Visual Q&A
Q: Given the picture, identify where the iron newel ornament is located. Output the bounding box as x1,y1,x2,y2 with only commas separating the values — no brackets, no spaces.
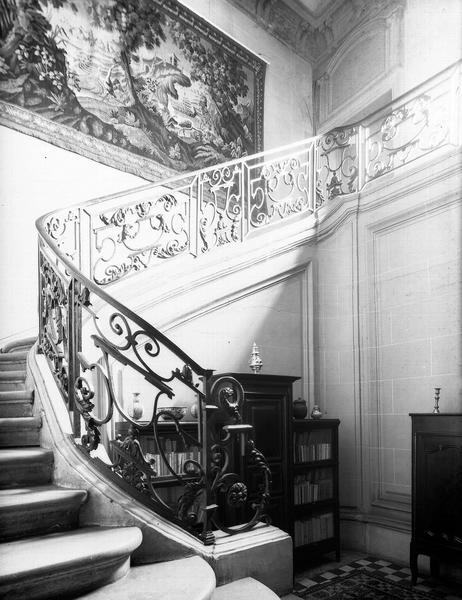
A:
205,376,272,535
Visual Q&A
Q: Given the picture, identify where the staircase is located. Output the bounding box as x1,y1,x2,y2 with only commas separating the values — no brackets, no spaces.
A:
0,339,280,599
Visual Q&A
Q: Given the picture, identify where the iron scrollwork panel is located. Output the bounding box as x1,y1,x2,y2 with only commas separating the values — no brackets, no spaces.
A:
366,91,450,181
92,190,191,285
39,251,72,404
70,285,215,539
248,146,312,229
44,209,80,266
316,126,359,207
197,164,244,254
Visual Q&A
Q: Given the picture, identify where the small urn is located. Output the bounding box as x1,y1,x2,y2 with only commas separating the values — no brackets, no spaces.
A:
293,397,308,419
128,392,143,421
249,342,263,373
310,404,323,420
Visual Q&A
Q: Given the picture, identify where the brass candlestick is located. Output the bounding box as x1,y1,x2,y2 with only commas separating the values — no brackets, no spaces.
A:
432,387,441,414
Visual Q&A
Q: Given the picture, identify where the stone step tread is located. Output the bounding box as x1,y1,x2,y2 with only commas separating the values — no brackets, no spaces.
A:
78,556,216,600
0,392,34,418
0,485,87,509
0,382,27,392
0,391,34,401
0,350,29,364
0,371,26,381
212,577,280,600
0,403,33,418
0,337,36,354
0,486,88,541
0,448,53,462
0,526,142,580
0,448,53,488
0,416,41,430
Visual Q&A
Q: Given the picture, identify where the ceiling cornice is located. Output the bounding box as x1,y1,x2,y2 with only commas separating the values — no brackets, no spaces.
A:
226,0,406,66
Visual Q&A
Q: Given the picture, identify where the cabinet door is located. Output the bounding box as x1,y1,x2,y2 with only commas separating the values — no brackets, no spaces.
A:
415,432,462,547
243,393,288,530
244,395,287,462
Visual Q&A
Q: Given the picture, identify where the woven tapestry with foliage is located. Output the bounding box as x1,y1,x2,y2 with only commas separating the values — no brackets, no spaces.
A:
0,0,265,179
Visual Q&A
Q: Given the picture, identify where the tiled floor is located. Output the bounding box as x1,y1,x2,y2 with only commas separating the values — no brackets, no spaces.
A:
280,553,462,600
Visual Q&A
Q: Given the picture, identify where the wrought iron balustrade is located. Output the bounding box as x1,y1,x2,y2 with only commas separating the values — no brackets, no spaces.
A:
36,59,461,544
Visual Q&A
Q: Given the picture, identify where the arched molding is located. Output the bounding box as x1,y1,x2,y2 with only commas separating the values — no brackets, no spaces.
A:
315,3,404,130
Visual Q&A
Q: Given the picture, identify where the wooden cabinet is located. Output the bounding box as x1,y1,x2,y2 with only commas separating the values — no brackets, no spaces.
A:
410,414,462,584
209,372,298,534
291,419,340,563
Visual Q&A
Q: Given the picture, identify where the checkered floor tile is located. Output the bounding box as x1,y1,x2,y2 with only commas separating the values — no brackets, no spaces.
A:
293,556,462,599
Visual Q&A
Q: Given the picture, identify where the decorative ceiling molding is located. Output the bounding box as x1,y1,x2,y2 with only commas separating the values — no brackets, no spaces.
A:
226,0,406,66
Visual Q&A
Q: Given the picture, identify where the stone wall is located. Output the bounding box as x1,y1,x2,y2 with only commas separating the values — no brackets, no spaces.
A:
315,146,462,561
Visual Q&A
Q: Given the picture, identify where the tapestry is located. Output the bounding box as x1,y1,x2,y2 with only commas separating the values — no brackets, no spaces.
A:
298,570,448,600
0,0,265,179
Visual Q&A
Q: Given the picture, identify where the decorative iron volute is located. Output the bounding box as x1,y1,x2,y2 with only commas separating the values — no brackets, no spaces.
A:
210,376,244,424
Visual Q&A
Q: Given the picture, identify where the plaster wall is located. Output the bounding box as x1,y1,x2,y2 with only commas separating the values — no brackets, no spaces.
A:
0,126,144,343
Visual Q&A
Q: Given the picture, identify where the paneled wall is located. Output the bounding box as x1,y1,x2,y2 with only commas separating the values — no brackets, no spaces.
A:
316,150,462,560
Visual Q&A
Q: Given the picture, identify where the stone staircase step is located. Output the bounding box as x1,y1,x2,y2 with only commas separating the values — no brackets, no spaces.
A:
0,416,42,447
77,555,216,600
0,351,28,372
0,337,36,354
0,485,88,541
0,390,34,418
212,577,280,599
0,371,26,391
0,448,53,488
0,526,142,600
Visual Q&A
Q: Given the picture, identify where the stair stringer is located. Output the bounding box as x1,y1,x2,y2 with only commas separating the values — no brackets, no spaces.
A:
28,345,294,595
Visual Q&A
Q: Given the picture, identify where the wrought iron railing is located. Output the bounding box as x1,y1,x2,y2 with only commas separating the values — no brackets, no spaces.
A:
36,61,460,544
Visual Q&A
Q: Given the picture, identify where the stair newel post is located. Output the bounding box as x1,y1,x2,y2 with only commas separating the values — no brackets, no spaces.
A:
67,278,82,438
200,369,218,545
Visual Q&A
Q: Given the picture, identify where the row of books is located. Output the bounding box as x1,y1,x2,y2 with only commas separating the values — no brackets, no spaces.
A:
146,450,201,477
293,471,333,504
294,512,334,547
294,441,332,463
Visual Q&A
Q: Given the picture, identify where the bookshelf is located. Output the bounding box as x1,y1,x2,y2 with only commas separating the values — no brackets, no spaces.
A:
114,421,201,511
291,418,340,563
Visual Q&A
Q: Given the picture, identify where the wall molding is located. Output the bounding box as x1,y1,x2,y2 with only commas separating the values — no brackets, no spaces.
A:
314,1,404,129
364,194,461,512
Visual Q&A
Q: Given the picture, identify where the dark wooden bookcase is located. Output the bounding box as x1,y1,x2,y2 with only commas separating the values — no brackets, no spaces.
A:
410,413,462,584
291,418,341,563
